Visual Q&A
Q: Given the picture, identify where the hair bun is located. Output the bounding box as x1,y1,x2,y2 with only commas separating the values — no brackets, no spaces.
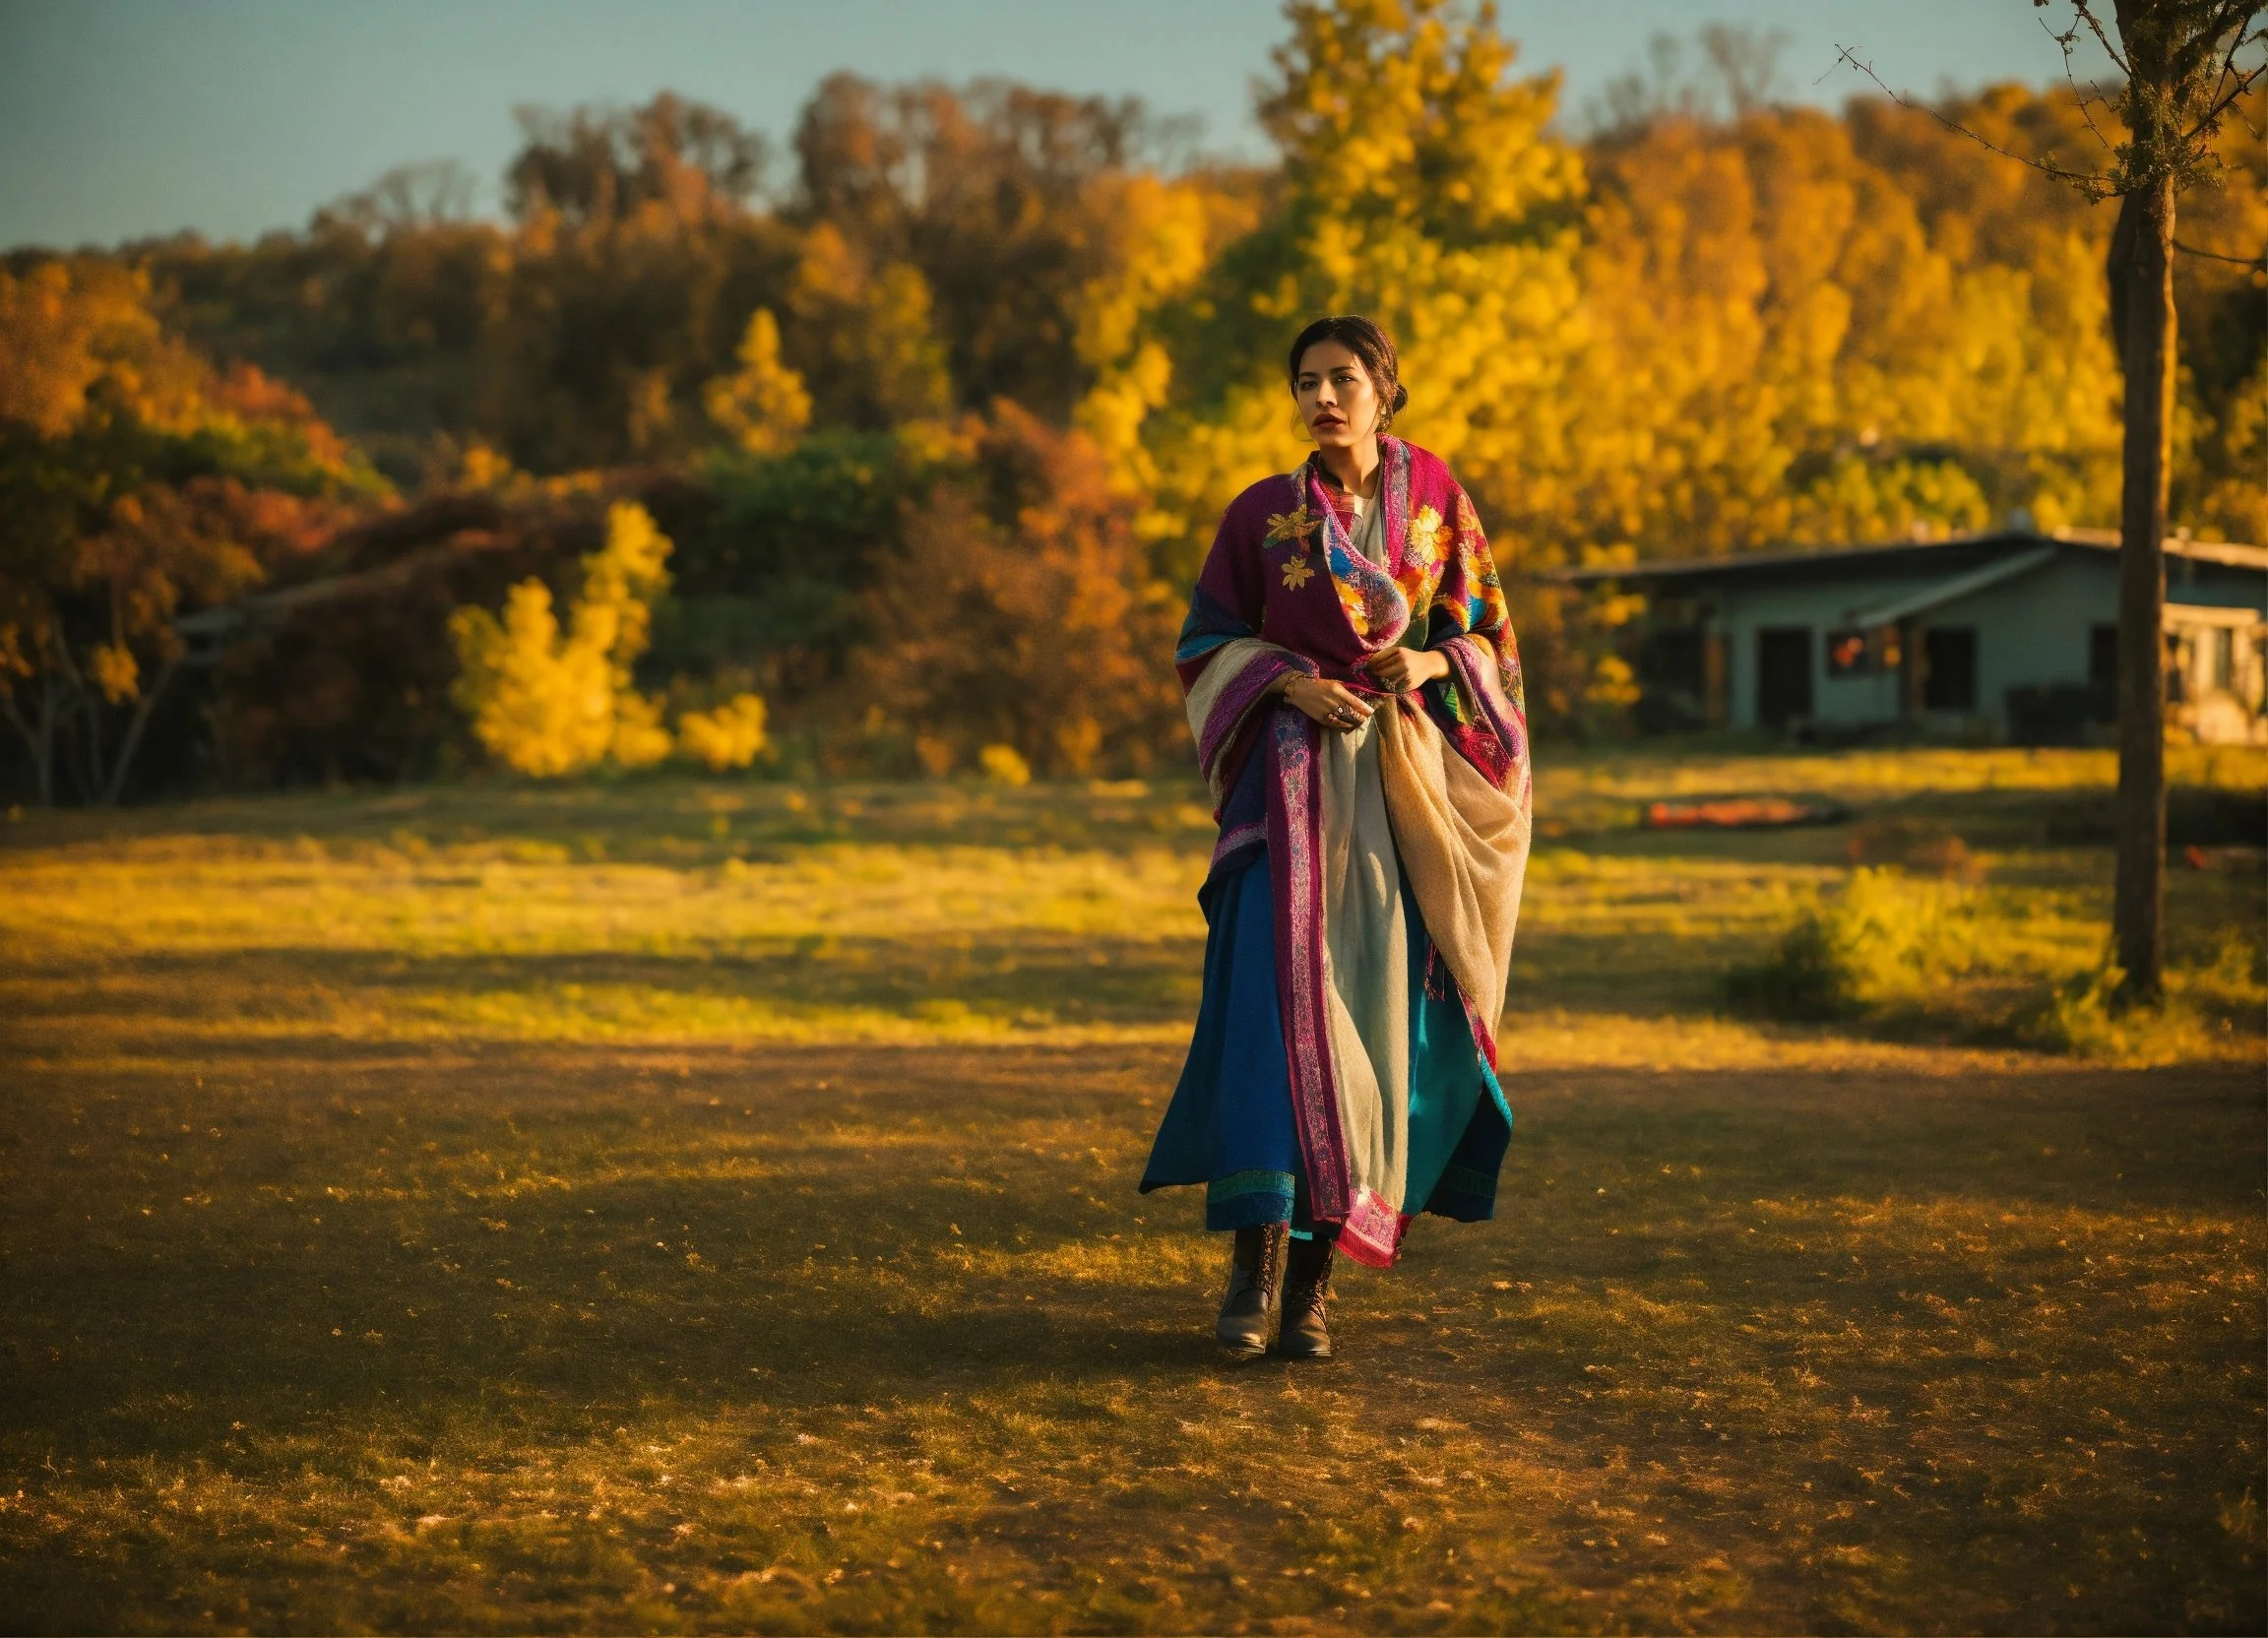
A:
1390,385,1410,414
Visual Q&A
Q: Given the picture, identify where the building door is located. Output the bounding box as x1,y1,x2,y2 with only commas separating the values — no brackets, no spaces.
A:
2089,624,2118,690
1923,627,1978,711
1756,627,1812,727
2088,624,2118,723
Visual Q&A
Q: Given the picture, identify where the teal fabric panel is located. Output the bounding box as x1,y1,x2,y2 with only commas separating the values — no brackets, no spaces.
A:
1205,1168,1296,1230
1141,855,1302,1205
1399,876,1511,1220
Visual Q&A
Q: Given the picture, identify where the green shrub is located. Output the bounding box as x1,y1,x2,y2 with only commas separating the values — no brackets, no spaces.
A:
1727,868,1983,1021
1732,865,2266,1061
2018,936,2264,1064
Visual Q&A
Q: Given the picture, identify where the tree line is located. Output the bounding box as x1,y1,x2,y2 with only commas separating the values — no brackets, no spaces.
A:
2,0,2260,801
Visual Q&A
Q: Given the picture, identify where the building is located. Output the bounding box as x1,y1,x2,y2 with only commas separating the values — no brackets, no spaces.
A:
1562,528,2268,745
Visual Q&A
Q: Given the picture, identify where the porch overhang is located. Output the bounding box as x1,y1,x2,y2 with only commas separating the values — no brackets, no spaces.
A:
1841,544,2058,628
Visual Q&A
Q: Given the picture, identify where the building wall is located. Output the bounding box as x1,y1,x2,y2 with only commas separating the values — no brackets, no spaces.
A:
1716,574,1905,730
1704,547,2265,735
1911,553,2113,733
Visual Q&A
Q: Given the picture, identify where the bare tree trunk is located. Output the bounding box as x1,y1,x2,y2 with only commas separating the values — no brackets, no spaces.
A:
44,635,97,804
0,684,54,808
35,672,60,808
2112,170,2176,1002
101,656,179,806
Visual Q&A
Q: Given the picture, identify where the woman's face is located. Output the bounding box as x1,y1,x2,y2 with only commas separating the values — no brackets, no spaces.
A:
1292,339,1382,449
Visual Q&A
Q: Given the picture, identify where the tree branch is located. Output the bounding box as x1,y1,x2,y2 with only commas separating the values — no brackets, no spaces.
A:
2042,7,2122,154
2185,51,2268,144
1830,44,2118,195
2186,2,2261,88
2062,1,2132,78
2174,237,2268,269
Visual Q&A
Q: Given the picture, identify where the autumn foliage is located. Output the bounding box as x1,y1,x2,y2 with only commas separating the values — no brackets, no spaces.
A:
1,0,2261,798
857,403,1182,779
449,501,675,778
0,258,381,801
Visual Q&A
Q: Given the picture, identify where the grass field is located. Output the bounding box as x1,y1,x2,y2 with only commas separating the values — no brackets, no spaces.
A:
3,745,2264,1632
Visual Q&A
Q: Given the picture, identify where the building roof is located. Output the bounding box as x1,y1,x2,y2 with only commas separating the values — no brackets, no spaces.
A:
1552,528,2268,588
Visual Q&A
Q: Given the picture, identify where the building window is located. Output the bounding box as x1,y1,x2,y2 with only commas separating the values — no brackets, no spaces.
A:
1826,626,1901,675
2211,626,2236,692
1922,627,1977,712
1757,627,1813,726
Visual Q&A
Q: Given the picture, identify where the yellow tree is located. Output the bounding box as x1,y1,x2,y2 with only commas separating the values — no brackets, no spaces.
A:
1557,96,2125,564
1132,0,1590,581
785,225,954,428
703,308,812,455
1070,170,1260,507
449,500,676,776
676,692,769,771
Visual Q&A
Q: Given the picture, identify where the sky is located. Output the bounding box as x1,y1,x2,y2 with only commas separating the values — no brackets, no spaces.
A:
0,0,2102,253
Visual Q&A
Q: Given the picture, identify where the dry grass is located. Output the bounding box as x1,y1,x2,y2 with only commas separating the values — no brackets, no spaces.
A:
2,747,2263,1633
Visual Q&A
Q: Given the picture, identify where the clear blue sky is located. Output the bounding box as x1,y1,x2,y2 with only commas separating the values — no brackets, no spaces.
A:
0,0,2095,252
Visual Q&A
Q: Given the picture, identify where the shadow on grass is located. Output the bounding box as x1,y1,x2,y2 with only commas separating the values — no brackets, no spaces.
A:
4,1040,2262,1632
0,778,1222,865
3,937,1207,1038
6,923,1859,1037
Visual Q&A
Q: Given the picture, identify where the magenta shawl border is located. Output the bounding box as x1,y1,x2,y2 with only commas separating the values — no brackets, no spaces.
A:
1209,820,1266,871
1338,1188,1411,1268
1439,636,1525,792
1263,705,1351,1223
1196,648,1307,793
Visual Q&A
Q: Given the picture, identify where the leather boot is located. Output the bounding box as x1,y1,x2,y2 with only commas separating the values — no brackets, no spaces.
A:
1277,1234,1334,1360
1215,1223,1286,1359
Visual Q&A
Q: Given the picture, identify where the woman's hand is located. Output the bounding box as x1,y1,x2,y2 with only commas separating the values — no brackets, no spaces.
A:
1361,647,1452,693
1282,673,1375,733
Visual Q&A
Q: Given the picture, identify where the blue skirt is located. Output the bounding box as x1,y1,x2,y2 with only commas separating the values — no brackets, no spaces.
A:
1139,850,1513,1233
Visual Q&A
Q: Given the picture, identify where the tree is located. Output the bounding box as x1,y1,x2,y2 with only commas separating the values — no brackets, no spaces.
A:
788,73,1184,418
856,403,1180,776
703,309,813,455
2000,2,2265,1001
2089,3,2264,1000
1124,0,1589,582
506,93,768,225
0,259,376,804
1586,23,1794,137
316,160,481,235
448,500,677,777
676,692,769,770
1846,0,2264,999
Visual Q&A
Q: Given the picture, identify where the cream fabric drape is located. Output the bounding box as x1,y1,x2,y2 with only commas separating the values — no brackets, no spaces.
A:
1374,701,1529,1049
1315,711,1411,1213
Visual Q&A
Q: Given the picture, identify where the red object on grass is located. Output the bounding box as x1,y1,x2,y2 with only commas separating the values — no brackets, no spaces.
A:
1641,797,1848,830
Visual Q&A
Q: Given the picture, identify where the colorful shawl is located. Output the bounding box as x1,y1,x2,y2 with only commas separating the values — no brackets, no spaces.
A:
1175,436,1533,1267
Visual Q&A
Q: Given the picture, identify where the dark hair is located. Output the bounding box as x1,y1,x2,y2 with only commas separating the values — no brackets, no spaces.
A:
1287,315,1408,428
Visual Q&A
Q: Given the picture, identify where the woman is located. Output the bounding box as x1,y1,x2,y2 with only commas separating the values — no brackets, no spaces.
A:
1140,315,1533,1361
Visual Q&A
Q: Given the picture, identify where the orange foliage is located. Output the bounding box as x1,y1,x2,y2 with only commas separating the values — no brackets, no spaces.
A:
856,403,1180,777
